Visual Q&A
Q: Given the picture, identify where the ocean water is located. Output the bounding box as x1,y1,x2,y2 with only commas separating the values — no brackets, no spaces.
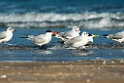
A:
0,0,124,29
0,0,124,62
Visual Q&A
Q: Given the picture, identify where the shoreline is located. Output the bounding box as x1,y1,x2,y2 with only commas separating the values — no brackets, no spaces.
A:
0,60,124,83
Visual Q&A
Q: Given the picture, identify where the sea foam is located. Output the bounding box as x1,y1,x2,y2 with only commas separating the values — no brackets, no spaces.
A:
0,12,123,29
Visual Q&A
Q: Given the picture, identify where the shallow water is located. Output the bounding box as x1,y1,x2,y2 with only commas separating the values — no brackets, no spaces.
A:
0,0,124,62
0,28,124,62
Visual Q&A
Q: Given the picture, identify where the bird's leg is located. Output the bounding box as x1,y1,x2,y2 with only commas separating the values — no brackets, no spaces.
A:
119,42,122,44
80,49,83,52
117,42,122,47
83,48,86,51
4,42,7,45
116,42,121,45
76,48,79,53
60,41,65,44
80,46,86,52
80,48,86,52
40,45,47,50
39,45,44,50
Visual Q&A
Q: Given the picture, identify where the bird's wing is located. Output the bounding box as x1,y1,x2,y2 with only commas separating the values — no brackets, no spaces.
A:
63,30,73,37
84,41,92,46
0,32,7,39
65,36,82,45
33,35,46,44
108,32,124,39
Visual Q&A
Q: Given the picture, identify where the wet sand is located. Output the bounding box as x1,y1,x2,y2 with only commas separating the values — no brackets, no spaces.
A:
0,60,124,83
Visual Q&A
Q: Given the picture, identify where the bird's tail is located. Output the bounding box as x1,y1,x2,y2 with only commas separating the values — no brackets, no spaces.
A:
103,34,108,36
102,34,109,38
19,34,34,40
19,34,29,38
54,34,68,41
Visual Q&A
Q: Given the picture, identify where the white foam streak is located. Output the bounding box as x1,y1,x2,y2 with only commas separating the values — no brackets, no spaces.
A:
0,12,123,22
0,12,124,29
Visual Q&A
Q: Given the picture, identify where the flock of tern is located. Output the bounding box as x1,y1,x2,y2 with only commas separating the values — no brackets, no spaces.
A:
0,26,124,52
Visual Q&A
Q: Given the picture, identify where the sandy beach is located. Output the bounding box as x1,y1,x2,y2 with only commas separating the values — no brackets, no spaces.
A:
0,60,124,83
0,0,124,83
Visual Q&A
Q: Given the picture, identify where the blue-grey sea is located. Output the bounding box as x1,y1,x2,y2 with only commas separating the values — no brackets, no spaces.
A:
0,0,124,62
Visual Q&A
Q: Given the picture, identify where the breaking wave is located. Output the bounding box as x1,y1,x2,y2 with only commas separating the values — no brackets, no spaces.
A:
0,11,124,29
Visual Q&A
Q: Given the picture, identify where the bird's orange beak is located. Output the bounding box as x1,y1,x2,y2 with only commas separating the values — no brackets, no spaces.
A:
52,31,58,34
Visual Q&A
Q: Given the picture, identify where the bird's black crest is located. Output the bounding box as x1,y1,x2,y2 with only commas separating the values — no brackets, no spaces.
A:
46,30,52,32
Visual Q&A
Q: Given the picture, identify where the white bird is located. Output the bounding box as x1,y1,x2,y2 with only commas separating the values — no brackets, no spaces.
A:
64,31,92,52
103,31,124,43
54,26,81,41
0,27,16,44
85,34,99,47
20,30,58,49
